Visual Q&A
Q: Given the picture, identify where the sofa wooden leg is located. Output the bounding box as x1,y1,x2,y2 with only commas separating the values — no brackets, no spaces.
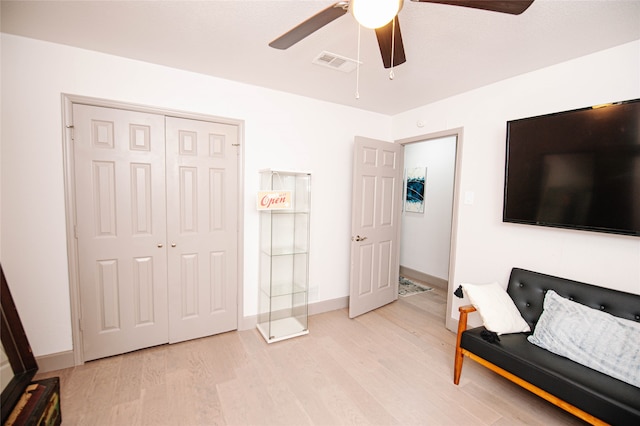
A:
453,305,475,385
454,346,464,385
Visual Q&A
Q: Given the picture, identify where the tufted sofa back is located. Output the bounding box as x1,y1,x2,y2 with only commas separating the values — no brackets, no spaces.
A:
507,268,640,330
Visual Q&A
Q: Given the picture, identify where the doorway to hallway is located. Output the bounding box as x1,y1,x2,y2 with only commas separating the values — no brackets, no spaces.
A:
399,129,462,331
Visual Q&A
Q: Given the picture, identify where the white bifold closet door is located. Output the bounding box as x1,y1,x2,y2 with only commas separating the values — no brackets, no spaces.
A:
165,116,238,344
73,104,238,362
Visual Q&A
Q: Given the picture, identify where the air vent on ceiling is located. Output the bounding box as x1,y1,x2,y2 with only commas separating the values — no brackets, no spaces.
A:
312,51,361,73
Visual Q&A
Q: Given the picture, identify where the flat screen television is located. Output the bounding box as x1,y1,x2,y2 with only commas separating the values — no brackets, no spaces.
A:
503,98,640,237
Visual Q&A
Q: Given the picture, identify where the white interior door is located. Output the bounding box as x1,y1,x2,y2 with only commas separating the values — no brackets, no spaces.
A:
349,136,404,318
165,117,239,343
73,104,169,361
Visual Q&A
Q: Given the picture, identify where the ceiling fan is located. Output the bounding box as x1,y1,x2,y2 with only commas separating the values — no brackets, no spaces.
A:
269,0,534,69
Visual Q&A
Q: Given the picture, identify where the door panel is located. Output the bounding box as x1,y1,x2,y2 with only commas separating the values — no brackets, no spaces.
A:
165,117,238,343
349,136,403,318
73,104,169,361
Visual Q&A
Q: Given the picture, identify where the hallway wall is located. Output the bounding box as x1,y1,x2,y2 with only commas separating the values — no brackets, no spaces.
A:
400,136,456,282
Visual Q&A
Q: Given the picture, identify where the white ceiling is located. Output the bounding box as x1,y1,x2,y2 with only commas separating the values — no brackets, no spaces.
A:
2,0,639,115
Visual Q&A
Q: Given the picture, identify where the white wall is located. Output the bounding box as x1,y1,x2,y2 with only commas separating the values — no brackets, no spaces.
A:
0,34,392,357
2,33,639,357
393,40,640,327
400,136,456,280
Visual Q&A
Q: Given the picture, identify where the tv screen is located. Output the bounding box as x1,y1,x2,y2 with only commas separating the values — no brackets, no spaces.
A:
503,99,640,237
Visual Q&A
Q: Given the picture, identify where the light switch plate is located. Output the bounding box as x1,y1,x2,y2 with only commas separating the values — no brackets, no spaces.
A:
464,191,475,205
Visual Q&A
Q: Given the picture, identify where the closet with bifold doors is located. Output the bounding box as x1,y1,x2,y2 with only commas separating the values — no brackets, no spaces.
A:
70,102,240,361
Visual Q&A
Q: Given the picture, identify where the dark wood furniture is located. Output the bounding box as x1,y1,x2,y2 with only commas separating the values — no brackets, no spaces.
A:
1,264,61,425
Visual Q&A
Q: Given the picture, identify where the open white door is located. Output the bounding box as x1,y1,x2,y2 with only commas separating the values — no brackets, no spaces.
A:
349,136,404,318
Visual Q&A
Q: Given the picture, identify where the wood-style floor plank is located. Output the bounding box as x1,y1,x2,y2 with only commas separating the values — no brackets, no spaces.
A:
35,287,584,425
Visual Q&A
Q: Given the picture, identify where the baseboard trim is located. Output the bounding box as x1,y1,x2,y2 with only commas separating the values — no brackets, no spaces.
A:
308,296,348,316
400,266,448,290
238,314,257,331
36,350,75,373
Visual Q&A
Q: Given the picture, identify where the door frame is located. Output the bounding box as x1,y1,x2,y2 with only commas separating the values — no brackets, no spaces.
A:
61,94,245,365
397,127,463,332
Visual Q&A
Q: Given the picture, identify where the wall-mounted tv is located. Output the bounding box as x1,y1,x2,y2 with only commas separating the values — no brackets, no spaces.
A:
503,99,640,237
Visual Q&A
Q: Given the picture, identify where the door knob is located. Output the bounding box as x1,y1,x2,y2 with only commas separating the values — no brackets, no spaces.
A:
352,235,368,242
171,243,177,247
157,243,163,248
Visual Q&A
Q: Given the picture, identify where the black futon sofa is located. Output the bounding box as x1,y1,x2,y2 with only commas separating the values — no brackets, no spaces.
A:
454,267,640,425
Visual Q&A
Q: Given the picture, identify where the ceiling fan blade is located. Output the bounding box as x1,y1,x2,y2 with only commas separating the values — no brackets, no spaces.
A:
269,2,349,49
375,16,407,69
411,0,534,15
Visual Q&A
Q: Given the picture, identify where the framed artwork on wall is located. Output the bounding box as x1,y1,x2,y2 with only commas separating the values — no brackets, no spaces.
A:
405,167,426,213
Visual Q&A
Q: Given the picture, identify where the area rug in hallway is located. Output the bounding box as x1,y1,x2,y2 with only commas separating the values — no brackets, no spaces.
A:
399,276,433,297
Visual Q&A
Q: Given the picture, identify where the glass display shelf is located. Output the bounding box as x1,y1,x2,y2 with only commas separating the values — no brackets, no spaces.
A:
257,170,311,343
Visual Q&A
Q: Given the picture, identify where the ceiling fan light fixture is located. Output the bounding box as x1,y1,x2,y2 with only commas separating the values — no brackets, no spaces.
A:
350,0,403,29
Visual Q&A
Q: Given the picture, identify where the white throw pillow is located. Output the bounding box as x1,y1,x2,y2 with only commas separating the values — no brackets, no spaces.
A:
461,281,531,335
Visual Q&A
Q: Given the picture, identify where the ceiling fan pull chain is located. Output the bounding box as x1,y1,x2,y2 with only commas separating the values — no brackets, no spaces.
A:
389,17,395,80
355,23,361,99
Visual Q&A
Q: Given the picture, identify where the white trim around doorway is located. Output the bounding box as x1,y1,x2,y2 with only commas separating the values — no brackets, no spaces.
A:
397,127,464,333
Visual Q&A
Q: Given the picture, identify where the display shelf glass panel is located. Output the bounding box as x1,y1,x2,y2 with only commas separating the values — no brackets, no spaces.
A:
257,170,311,343
260,212,309,255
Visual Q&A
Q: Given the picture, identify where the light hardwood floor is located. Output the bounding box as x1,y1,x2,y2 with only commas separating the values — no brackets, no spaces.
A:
35,288,584,425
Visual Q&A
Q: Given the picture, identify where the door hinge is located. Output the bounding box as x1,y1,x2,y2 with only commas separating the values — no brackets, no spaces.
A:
78,317,83,332
66,124,75,141
74,225,78,239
